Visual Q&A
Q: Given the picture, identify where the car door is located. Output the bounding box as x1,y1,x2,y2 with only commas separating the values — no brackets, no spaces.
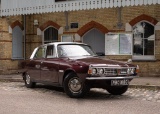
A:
27,46,46,81
40,45,59,83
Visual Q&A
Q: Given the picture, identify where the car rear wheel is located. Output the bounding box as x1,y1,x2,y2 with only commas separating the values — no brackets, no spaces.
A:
24,73,36,88
63,72,90,98
106,85,128,95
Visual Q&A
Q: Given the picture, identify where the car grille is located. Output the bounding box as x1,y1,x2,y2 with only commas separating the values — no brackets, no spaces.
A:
104,68,128,76
120,69,128,74
104,68,117,76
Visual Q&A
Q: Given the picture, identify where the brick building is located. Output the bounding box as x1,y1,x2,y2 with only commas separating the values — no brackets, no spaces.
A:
0,0,160,77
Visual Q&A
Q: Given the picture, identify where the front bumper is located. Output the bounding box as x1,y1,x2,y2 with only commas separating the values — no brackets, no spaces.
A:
86,76,139,80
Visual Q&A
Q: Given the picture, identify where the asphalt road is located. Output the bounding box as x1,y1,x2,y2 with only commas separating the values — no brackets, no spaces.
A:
0,82,160,114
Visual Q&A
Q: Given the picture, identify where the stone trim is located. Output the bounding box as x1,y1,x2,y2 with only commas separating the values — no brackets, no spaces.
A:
108,30,125,32
77,21,109,37
0,58,12,60
26,42,42,44
0,31,8,33
63,32,77,34
39,20,61,31
10,20,24,30
0,40,12,42
129,14,158,26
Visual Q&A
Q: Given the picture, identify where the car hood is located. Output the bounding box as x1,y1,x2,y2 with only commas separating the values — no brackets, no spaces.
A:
69,56,134,67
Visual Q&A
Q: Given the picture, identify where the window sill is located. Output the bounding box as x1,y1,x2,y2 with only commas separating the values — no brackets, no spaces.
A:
12,58,24,60
132,56,156,62
132,59,156,62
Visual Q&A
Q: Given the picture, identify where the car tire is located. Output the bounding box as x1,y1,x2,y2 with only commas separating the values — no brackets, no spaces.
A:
24,73,36,88
106,85,128,95
63,72,90,98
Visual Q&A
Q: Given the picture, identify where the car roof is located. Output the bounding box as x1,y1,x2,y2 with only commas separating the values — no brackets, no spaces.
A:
40,42,88,47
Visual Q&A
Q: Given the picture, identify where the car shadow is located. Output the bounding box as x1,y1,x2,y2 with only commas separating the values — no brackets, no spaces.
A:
34,84,64,93
83,89,132,100
20,83,132,100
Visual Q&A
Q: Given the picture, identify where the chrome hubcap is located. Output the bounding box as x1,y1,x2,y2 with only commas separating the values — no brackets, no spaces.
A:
26,74,31,84
68,77,82,93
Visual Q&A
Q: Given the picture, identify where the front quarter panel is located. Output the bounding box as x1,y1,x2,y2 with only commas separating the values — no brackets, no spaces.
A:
58,58,89,85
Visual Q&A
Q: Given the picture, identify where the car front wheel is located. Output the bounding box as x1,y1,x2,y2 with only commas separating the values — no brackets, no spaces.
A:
106,85,128,95
63,72,89,98
24,73,36,88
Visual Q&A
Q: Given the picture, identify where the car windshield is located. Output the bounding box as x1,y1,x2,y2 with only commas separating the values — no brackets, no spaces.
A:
57,44,97,57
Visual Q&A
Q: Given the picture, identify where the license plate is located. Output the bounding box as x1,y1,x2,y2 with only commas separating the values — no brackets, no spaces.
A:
111,79,129,86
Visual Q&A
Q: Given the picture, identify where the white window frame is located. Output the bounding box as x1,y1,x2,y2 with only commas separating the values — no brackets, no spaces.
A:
105,33,133,55
132,21,155,61
61,35,73,42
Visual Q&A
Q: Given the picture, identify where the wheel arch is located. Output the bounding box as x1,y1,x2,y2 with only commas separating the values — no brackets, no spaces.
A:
22,72,27,80
62,69,76,83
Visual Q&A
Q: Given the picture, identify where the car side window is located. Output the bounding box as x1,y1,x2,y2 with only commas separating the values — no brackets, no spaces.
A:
34,46,46,59
46,45,56,58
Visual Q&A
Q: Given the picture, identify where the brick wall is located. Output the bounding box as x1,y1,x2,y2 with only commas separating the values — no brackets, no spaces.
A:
0,16,22,74
0,4,160,76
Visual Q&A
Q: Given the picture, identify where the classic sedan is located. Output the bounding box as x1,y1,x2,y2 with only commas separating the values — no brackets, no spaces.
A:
21,42,139,98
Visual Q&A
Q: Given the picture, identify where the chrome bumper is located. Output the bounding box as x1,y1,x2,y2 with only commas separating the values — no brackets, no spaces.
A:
86,76,139,80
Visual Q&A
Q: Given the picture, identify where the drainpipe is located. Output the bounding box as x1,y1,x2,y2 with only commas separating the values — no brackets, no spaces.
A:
23,15,26,60
0,0,1,17
65,0,69,31
64,11,69,31
117,7,123,29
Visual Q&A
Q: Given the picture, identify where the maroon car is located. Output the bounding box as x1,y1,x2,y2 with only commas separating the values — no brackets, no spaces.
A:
21,42,139,98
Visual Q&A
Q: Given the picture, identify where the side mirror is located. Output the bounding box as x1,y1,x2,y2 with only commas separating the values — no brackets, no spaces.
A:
96,52,105,56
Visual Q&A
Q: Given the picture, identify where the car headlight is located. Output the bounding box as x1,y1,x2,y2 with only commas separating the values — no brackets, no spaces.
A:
131,68,135,74
98,68,104,75
92,68,97,74
127,68,135,74
88,68,105,75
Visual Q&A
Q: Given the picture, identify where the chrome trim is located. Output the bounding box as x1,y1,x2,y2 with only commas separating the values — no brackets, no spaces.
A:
90,67,136,69
89,67,136,76
86,76,139,80
59,70,64,73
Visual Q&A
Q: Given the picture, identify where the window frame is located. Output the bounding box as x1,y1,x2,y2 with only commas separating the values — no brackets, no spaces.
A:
12,26,24,60
132,21,156,61
61,35,73,42
46,45,57,58
33,46,47,59
42,26,58,44
105,33,133,55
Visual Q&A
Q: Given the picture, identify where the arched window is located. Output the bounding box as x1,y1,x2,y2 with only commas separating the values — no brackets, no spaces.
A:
43,27,58,44
132,21,155,60
12,26,23,59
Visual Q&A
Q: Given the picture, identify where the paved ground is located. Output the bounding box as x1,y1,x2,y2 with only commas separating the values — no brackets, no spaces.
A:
0,82,160,114
130,76,160,86
0,74,160,114
0,82,160,103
